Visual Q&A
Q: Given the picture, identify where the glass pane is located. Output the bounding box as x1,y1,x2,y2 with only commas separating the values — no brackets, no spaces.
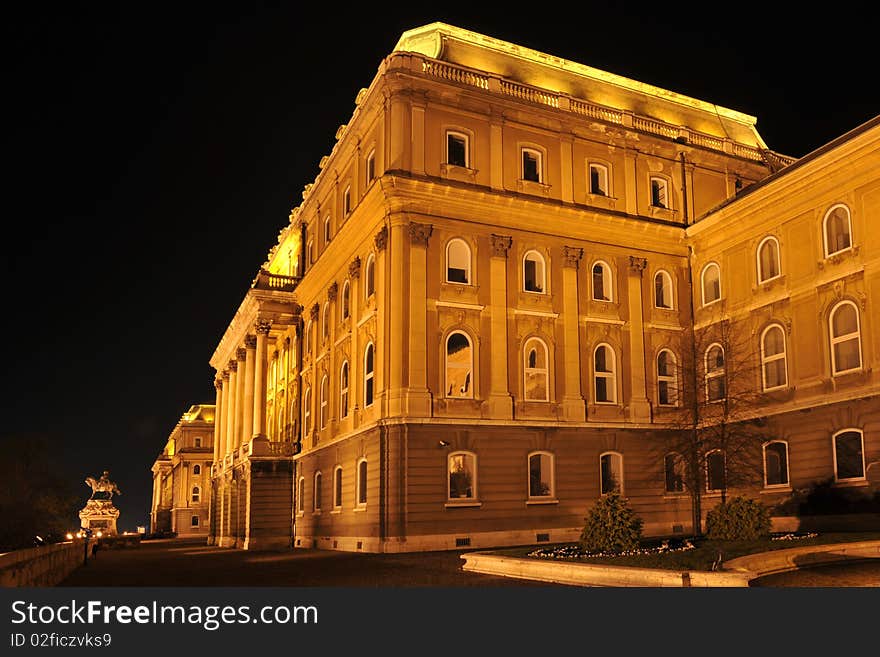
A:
525,371,547,401
834,338,861,372
595,376,608,402
665,454,684,492
835,432,864,479
828,209,851,253
658,351,669,376
449,454,474,499
764,359,786,389
707,453,725,491
523,151,539,181
659,380,670,405
708,376,725,401
601,454,621,494
593,264,606,300
529,454,551,496
335,470,343,506
765,443,788,486
595,346,608,372
448,134,467,167
358,461,368,504
832,305,857,336
763,327,784,357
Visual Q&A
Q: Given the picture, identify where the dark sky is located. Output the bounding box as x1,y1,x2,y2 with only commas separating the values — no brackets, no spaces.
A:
4,5,877,531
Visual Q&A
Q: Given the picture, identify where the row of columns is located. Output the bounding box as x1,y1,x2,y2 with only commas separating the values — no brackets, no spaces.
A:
212,321,272,467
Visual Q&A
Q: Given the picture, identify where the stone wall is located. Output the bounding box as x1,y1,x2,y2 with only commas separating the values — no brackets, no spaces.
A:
0,541,92,587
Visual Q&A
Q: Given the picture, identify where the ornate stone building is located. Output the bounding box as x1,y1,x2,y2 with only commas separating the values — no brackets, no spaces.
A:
150,404,215,537
207,23,879,552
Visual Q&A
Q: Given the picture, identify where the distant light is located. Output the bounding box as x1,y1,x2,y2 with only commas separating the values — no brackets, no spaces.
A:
76,531,83,539
66,533,74,540
96,531,103,538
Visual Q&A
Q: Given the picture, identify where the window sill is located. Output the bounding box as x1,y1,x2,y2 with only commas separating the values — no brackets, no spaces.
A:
441,163,477,184
445,501,482,509
331,508,342,515
516,179,551,196
353,506,367,513
833,479,868,488
526,498,559,505
312,510,322,516
760,485,791,494
662,492,687,499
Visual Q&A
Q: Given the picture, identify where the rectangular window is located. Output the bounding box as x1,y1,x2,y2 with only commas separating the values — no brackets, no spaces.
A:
447,132,468,167
366,151,376,182
343,186,351,216
522,149,541,182
589,163,608,196
650,177,668,208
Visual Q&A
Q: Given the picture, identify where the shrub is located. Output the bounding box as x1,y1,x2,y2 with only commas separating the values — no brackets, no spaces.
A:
580,492,643,553
706,496,770,540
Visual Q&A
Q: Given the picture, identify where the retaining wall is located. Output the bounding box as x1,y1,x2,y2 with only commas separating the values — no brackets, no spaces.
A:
0,541,92,587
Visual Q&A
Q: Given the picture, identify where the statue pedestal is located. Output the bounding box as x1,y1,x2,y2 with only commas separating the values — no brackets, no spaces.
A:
79,499,120,535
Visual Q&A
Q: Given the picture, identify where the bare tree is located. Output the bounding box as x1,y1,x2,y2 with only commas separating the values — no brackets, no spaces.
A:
654,305,770,535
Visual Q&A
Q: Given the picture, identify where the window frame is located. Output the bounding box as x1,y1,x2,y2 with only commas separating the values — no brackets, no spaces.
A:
192,464,201,476
654,270,674,309
341,280,351,320
593,343,617,404
705,343,726,403
366,149,376,184
705,450,726,493
356,458,368,508
599,451,624,495
523,337,550,402
191,486,200,503
303,386,311,434
527,451,555,499
313,471,323,512
591,260,613,302
297,476,305,514
319,374,329,430
822,203,853,258
522,250,547,294
700,262,722,306
664,452,685,494
365,254,376,299
829,300,863,376
339,360,350,419
446,130,469,168
363,342,375,408
191,515,200,527
760,324,788,391
333,465,343,510
447,451,477,501
343,185,352,217
324,215,332,245
521,147,543,183
657,348,678,407
588,162,609,196
762,440,790,489
832,428,866,482
649,176,670,209
445,238,472,285
756,235,782,284
445,330,474,400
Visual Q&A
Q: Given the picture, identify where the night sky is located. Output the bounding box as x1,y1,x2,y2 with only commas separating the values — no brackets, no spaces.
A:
5,5,877,531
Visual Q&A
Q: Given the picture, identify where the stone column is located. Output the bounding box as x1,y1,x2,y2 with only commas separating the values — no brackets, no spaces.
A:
386,87,410,172
624,150,638,215
242,335,256,449
220,370,231,460
226,360,238,457
627,256,652,422
252,320,271,444
561,246,586,421
212,378,223,467
487,234,514,418
407,222,433,416
387,220,406,416
411,97,426,175
349,257,361,421
234,347,247,450
375,226,388,409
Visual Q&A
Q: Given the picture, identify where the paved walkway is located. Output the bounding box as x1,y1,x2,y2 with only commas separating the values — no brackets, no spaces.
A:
59,539,565,587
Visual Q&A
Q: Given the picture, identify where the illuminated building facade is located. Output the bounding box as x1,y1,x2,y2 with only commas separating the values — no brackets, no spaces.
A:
207,23,879,551
150,404,215,537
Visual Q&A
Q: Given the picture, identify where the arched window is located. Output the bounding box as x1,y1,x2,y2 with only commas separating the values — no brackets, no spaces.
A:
664,453,685,493
706,450,725,492
322,303,330,342
592,261,612,301
339,361,350,419
761,325,788,390
705,343,726,402
701,263,721,306
319,375,329,429
341,281,350,320
593,344,617,403
191,515,200,527
523,338,549,402
192,464,201,476
191,486,200,503
650,176,669,208
600,451,623,495
324,215,332,244
343,185,352,216
448,451,476,500
833,429,865,481
763,441,789,487
366,149,376,183
654,270,673,309
364,343,375,407
303,387,311,434
333,466,343,509
823,204,852,257
297,476,305,513
313,471,323,512
657,349,678,406
356,458,368,507
521,147,542,183
446,239,471,284
830,300,862,375
757,236,781,283
523,250,546,293
445,331,473,399
365,254,376,298
304,320,312,356
528,451,554,498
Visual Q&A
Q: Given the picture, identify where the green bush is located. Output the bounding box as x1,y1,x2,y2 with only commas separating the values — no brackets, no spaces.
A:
580,492,643,553
706,496,770,540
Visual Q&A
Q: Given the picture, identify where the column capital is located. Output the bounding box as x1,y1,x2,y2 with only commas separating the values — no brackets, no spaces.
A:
408,222,433,247
236,348,247,361
228,360,238,372
222,370,230,381
563,246,584,268
328,281,339,302
629,256,648,275
374,225,388,250
490,234,513,258
310,303,320,321
349,256,362,279
244,334,257,349
254,320,272,336
215,379,223,390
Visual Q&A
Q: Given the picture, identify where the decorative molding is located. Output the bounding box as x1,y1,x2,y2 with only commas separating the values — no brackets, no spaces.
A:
222,370,230,381
490,234,513,258
562,246,584,269
214,379,223,390
583,316,626,326
435,301,486,312
374,225,388,250
244,334,257,349
236,348,247,361
349,256,362,279
629,256,648,274
255,320,272,336
328,281,339,302
409,222,433,246
513,309,559,319
228,360,238,372
310,303,320,321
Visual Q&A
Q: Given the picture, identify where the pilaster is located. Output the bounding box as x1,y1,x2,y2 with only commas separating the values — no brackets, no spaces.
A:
561,246,586,420
487,234,514,418
406,222,433,416
626,256,652,422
